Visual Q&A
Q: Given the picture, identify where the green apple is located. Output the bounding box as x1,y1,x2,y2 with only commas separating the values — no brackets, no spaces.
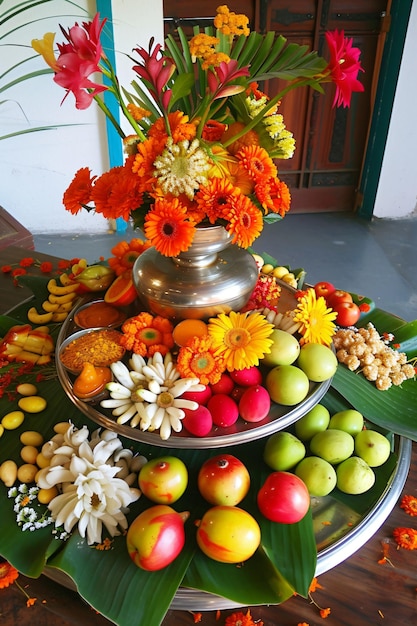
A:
310,429,355,465
265,365,310,406
354,429,391,467
328,409,364,436
295,456,337,496
295,404,330,441
296,343,338,382
263,431,306,471
262,329,300,367
336,456,375,494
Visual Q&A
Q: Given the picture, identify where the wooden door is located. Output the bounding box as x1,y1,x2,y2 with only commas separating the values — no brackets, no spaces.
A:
163,1,389,213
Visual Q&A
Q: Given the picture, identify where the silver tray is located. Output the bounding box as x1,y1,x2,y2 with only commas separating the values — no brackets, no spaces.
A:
44,435,411,610
55,287,332,448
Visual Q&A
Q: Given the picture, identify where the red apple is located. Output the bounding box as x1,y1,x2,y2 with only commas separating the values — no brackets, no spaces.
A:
126,505,189,570
182,405,213,437
207,394,239,427
257,471,310,524
138,456,188,504
332,301,361,327
314,281,336,301
327,289,353,308
198,454,250,506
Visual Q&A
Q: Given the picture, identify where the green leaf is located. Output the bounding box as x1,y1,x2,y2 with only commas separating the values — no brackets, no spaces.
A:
169,72,195,109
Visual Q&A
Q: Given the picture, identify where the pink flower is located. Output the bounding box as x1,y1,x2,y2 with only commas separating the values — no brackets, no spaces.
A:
207,60,250,100
53,14,107,109
325,30,364,108
132,42,175,111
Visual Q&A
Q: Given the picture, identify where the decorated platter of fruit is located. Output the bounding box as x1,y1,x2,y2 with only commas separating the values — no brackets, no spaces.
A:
55,284,337,448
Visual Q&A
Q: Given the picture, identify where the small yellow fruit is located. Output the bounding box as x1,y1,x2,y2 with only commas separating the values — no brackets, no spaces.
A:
261,263,274,275
36,452,50,469
18,396,47,413
20,445,39,465
0,460,18,487
272,266,289,279
37,486,58,504
20,431,44,447
17,463,38,483
2,410,25,430
16,383,38,396
53,422,71,434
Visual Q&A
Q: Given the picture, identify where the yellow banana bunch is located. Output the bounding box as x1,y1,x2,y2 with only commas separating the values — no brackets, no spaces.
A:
27,276,79,325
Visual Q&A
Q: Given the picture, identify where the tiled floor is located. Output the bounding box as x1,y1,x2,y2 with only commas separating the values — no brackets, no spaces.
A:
33,212,417,322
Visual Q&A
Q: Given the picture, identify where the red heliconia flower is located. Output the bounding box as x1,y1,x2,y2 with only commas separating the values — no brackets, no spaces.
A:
325,30,364,108
132,41,175,111
207,59,250,100
53,14,107,109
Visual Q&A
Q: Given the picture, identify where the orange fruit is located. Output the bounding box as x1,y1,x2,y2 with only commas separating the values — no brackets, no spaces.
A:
104,272,137,307
172,319,208,347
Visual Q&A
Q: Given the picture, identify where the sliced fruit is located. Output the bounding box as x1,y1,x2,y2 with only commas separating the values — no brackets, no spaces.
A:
104,272,137,307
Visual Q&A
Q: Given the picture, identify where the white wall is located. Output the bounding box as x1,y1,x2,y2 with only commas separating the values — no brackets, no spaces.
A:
0,0,163,234
0,0,415,233
373,1,417,218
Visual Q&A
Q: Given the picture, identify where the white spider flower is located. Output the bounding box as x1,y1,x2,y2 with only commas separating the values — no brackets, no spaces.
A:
101,352,204,439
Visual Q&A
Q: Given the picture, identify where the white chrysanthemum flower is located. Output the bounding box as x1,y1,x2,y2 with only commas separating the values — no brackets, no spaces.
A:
153,138,211,199
101,352,204,439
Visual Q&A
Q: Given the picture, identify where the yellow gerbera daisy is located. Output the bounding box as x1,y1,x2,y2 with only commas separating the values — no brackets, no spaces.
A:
208,311,274,371
293,288,337,346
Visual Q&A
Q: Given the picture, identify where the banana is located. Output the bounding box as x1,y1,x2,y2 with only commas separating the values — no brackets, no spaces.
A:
53,300,75,312
48,292,77,305
42,300,60,312
47,279,79,295
51,311,70,323
59,273,72,286
27,307,54,325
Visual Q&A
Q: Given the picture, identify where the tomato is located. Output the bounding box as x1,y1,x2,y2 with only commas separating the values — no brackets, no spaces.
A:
332,301,361,327
327,289,353,308
257,471,310,523
313,281,335,301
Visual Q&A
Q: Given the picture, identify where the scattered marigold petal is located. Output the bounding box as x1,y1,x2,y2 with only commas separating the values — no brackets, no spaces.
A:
26,597,37,607
319,607,331,619
392,527,417,550
400,494,417,517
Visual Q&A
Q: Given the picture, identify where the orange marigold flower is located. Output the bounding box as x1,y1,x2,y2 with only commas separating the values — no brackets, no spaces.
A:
92,160,143,222
221,122,260,155
392,527,417,550
144,197,196,257
0,561,19,589
214,6,250,37
236,145,277,183
202,119,227,142
11,268,27,278
320,607,331,619
19,257,34,267
121,312,174,357
63,167,95,215
400,494,417,517
1,265,12,273
40,261,53,273
132,136,163,184
177,335,226,385
226,194,263,248
149,111,198,144
126,103,151,121
224,608,262,626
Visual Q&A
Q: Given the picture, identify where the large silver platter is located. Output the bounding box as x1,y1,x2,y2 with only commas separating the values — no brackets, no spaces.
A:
55,287,332,449
44,435,412,610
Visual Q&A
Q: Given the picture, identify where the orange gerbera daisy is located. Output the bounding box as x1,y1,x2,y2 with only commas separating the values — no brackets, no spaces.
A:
0,561,19,589
91,161,143,221
255,177,291,216
63,167,95,215
236,145,278,183
195,177,240,223
226,194,264,248
177,335,226,385
108,238,152,275
144,197,196,257
132,136,164,185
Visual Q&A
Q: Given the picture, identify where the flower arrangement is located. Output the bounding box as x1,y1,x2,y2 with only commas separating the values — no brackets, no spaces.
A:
32,5,364,257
